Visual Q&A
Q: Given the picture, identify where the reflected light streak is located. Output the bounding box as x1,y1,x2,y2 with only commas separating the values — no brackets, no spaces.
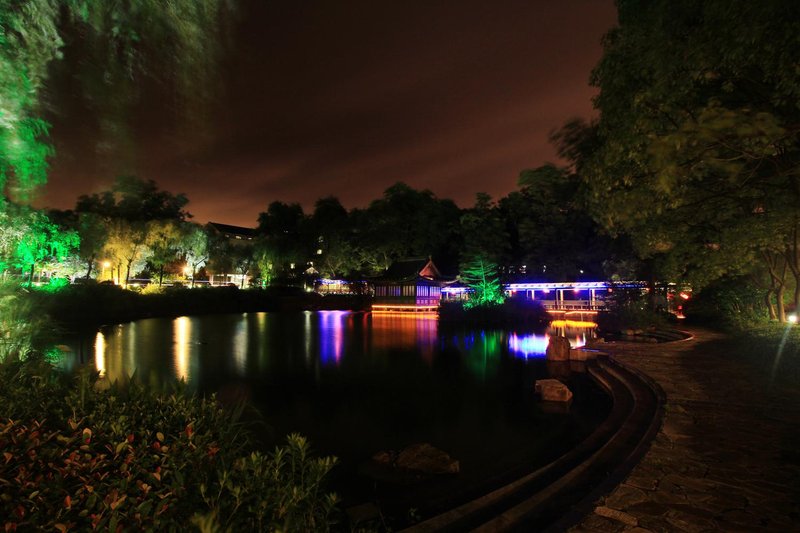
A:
550,319,597,328
233,318,248,375
304,311,312,364
319,311,347,366
94,332,106,377
508,332,549,358
174,317,191,382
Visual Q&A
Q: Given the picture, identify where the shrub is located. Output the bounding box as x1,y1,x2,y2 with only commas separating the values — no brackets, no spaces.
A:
0,357,339,531
0,282,52,362
596,287,672,333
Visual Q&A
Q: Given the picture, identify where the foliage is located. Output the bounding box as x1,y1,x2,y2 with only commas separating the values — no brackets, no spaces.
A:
580,0,800,320
460,256,505,309
0,205,80,283
0,282,51,362
0,1,234,201
460,193,508,264
596,287,672,333
353,183,461,274
0,357,339,531
684,275,771,328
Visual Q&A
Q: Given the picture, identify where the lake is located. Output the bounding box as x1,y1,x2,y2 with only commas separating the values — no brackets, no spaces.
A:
61,311,610,520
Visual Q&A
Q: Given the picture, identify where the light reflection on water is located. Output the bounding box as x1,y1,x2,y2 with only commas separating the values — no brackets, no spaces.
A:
507,320,593,359
174,316,191,381
78,312,596,385
94,332,106,377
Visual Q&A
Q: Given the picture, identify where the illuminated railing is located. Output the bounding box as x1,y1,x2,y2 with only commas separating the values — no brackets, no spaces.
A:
372,304,439,313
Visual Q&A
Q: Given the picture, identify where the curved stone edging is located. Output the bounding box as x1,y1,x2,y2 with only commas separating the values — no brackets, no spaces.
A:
402,354,664,532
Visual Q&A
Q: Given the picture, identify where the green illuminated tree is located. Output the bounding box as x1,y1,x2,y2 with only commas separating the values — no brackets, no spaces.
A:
461,257,505,309
147,220,182,286
12,209,79,286
0,1,234,202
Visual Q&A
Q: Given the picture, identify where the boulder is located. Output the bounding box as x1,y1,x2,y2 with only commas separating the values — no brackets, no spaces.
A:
395,443,460,474
535,378,573,403
569,348,597,362
546,336,571,361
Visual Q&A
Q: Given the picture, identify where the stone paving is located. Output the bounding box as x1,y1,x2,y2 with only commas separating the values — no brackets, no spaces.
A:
571,327,800,532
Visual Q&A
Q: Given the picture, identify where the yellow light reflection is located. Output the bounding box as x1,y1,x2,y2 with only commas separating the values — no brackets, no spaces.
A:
550,319,598,328
94,332,106,377
233,318,248,375
174,317,191,382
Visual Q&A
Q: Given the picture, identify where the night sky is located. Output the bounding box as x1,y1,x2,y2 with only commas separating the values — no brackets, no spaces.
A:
41,0,617,227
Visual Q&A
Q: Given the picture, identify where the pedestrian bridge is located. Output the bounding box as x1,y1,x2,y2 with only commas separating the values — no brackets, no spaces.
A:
442,281,648,312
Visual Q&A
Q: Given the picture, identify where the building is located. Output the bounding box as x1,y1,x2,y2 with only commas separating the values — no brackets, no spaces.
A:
207,222,256,287
371,257,450,312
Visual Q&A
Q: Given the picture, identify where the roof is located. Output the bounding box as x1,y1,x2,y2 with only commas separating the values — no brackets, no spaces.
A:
208,222,256,239
376,257,444,283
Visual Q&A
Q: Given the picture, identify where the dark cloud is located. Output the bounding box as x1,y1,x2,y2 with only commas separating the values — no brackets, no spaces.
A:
41,0,617,226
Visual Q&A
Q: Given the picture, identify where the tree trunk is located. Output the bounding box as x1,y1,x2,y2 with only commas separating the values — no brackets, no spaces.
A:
85,255,94,279
191,267,195,288
125,261,132,288
777,285,787,322
159,266,164,287
28,264,35,287
765,289,777,320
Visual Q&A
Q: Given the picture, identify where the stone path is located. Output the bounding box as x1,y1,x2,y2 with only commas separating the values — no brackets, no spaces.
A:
571,327,800,532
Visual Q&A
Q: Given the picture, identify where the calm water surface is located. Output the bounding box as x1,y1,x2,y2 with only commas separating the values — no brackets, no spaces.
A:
62,311,609,514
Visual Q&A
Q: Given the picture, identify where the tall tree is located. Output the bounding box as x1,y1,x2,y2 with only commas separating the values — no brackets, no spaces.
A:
581,0,800,320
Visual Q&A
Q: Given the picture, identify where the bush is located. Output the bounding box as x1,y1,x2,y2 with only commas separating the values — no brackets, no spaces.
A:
596,288,672,334
0,282,52,361
0,357,339,531
684,276,769,328
438,298,550,328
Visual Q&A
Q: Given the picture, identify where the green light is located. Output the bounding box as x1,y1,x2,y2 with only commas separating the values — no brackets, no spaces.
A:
461,256,505,308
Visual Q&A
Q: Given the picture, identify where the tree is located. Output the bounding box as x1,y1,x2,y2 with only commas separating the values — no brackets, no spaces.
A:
461,257,505,309
309,197,359,278
11,209,79,286
256,201,308,276
354,183,461,274
580,0,800,320
0,1,233,202
147,220,182,286
179,223,209,287
460,193,509,265
103,219,150,287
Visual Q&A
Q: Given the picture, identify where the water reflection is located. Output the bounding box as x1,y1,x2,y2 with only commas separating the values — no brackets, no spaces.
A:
78,312,597,386
370,313,438,363
508,332,549,359
174,317,191,381
232,315,248,375
94,332,106,377
507,320,596,360
319,311,347,366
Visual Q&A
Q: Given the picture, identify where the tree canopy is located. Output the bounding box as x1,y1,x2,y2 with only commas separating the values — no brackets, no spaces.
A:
574,0,800,319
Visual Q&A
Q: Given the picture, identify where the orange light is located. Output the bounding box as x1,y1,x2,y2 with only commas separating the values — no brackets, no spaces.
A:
550,319,597,328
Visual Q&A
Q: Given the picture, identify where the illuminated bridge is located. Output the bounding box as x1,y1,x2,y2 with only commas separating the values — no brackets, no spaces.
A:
442,281,649,313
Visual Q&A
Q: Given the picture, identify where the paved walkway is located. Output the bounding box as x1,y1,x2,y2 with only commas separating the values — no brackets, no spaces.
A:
572,327,800,532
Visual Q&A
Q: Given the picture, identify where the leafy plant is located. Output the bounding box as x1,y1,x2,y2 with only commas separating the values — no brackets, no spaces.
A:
0,357,339,531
